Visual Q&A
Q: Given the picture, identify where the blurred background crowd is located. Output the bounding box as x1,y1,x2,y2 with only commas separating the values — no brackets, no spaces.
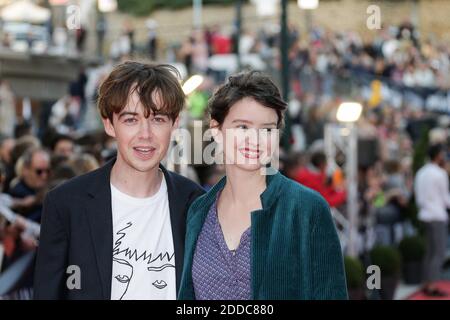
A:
1,0,450,300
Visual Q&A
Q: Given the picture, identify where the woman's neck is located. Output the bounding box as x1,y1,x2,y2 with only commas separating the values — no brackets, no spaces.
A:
222,165,267,207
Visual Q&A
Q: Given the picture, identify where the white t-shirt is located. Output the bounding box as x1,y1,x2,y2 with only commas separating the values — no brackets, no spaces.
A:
110,174,176,300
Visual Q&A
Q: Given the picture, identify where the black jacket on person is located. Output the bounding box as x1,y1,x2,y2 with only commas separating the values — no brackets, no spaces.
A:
33,158,205,300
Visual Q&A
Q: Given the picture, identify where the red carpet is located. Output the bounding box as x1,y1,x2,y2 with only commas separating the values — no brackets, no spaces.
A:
406,281,450,300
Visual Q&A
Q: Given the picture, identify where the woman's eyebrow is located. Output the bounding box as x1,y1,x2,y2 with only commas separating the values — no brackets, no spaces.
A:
231,119,253,124
262,122,277,126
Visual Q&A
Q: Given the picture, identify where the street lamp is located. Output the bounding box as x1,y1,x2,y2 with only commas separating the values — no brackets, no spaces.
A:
298,0,318,37
193,0,202,30
336,102,363,122
182,74,204,96
250,0,278,17
297,0,319,10
98,0,117,13
96,0,117,58
337,101,362,257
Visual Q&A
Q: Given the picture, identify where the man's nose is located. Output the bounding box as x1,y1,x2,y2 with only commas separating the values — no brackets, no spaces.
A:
138,119,154,139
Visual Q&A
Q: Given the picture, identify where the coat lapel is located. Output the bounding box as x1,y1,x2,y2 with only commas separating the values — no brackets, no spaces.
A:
160,165,186,293
85,159,114,300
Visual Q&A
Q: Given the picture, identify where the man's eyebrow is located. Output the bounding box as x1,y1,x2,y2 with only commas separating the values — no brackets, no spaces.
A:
153,111,170,117
118,112,138,119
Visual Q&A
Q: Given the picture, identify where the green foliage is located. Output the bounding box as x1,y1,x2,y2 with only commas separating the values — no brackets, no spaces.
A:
398,236,426,262
412,125,430,175
370,245,401,276
117,0,240,16
406,125,430,233
344,256,365,289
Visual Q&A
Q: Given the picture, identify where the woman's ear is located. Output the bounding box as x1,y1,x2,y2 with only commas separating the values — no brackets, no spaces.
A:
209,119,222,144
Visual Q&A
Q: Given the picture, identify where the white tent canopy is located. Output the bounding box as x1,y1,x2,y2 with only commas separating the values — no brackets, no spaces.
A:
1,0,51,24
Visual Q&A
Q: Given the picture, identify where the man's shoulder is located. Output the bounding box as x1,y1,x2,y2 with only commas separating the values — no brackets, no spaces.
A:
164,169,204,195
48,165,106,198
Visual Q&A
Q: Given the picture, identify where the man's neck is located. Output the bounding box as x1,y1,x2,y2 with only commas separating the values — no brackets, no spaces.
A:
110,158,162,198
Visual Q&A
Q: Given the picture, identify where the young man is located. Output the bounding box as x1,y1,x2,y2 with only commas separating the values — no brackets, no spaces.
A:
34,62,205,300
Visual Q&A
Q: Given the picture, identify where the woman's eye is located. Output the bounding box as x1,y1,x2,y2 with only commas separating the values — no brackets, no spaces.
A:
237,124,248,130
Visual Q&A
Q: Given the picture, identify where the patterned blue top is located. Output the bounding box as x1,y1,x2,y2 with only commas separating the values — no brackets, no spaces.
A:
192,193,252,300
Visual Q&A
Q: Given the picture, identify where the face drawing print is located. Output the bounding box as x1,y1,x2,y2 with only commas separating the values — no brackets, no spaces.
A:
147,252,176,290
112,257,134,300
113,222,176,296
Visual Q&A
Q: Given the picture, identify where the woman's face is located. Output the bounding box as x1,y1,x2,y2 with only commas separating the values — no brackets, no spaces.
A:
211,97,279,172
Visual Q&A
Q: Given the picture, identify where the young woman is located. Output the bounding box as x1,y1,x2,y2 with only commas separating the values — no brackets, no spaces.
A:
179,71,348,300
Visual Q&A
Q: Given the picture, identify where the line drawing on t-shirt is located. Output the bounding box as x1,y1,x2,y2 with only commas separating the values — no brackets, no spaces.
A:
152,280,167,289
112,257,133,300
112,221,176,296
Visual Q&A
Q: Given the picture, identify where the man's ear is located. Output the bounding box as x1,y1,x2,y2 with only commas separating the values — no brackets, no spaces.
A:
209,119,222,144
172,116,180,131
102,117,116,138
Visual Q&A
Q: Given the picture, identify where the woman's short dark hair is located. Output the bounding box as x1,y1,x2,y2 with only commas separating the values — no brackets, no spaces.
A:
208,71,287,128
97,61,185,124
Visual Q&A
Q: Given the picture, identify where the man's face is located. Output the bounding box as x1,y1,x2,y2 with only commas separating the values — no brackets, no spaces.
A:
23,151,50,190
102,89,179,173
54,139,74,158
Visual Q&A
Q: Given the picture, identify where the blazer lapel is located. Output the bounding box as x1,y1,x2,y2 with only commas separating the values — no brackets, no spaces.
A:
160,165,187,294
85,159,115,300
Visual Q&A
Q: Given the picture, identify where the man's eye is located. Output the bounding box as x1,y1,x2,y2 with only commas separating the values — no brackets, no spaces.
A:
153,116,167,123
124,118,137,124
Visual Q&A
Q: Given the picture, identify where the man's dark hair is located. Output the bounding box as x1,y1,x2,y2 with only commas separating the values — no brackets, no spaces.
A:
428,144,444,162
51,134,74,151
208,71,287,129
97,61,185,123
14,122,32,139
311,151,327,169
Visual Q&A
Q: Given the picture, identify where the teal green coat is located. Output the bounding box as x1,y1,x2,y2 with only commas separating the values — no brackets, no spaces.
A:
178,171,348,300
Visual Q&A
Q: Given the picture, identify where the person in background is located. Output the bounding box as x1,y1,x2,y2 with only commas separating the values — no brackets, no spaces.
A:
8,148,50,223
0,136,15,193
414,144,450,296
295,151,347,208
51,134,75,158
